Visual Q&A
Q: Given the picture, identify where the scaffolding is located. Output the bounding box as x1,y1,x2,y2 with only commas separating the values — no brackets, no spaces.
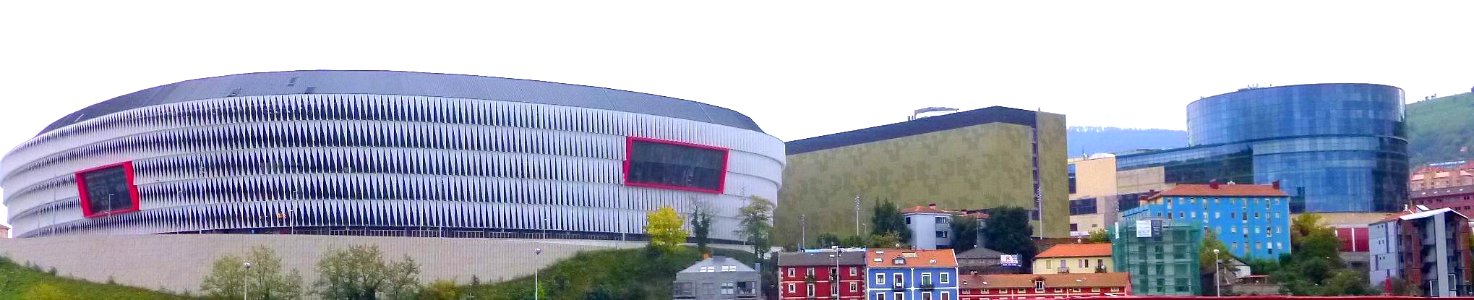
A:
1112,218,1204,296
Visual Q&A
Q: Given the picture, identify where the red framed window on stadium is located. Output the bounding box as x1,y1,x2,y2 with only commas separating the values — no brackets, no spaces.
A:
623,137,729,194
74,161,141,218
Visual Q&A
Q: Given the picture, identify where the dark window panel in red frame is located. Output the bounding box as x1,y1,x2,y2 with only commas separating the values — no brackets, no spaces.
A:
74,161,142,218
623,136,729,194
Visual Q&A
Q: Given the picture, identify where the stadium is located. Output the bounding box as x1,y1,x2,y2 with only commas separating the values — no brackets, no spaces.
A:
0,70,786,242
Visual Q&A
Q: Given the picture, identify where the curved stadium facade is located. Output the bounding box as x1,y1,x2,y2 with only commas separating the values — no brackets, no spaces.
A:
0,70,785,241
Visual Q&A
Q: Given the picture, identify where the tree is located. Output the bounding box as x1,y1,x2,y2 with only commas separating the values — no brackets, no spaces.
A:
981,207,1036,269
1200,229,1232,273
1085,229,1111,244
866,232,903,248
870,199,911,244
1289,213,1326,249
691,200,714,255
201,246,304,300
840,235,865,248
950,216,979,252
815,233,842,248
417,280,458,300
314,245,421,300
645,206,689,254
737,196,775,259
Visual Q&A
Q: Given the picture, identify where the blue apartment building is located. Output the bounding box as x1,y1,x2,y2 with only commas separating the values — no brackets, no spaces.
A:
1120,182,1292,259
865,248,958,300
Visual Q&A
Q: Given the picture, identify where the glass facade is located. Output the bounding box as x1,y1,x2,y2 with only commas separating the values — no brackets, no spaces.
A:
1118,84,1408,212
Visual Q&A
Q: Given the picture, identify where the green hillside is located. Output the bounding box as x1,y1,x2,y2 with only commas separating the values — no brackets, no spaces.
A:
0,256,188,300
1408,92,1474,167
463,247,758,300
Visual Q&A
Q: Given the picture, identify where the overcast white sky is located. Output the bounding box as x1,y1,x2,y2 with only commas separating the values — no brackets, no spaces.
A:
2,1,1473,225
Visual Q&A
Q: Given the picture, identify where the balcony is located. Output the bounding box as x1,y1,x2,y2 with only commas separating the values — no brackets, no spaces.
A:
920,283,936,290
892,284,905,291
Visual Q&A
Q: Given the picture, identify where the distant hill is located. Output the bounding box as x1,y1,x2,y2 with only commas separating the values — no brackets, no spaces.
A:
1066,126,1188,157
1408,92,1474,167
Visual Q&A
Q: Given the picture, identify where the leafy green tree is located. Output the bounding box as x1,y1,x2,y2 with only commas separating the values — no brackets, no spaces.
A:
201,246,304,300
737,196,775,259
691,201,714,255
814,233,842,248
949,215,979,252
840,235,865,248
417,280,458,300
981,207,1036,269
866,232,903,248
869,199,911,244
1085,229,1111,244
645,206,689,254
313,245,421,300
1200,229,1232,272
1323,269,1370,295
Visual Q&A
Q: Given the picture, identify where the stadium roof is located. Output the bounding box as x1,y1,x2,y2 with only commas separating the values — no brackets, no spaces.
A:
38,70,764,136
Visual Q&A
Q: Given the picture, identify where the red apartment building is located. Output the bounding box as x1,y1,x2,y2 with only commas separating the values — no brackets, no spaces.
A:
1411,186,1474,217
777,250,867,300
957,273,1130,299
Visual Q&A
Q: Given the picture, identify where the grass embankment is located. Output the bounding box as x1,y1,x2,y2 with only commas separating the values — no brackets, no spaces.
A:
0,256,188,300
462,247,756,300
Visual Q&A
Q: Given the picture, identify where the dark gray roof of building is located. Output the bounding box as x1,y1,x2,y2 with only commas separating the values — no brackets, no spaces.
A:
37,70,764,136
785,106,1039,155
678,256,758,274
956,247,1007,259
776,251,868,266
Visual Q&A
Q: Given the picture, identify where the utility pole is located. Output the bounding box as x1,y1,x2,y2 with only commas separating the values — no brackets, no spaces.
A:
854,195,861,237
800,214,807,250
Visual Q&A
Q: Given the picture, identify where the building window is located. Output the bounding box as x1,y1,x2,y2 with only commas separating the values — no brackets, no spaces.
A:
876,273,885,285
922,273,932,285
787,284,795,293
936,231,948,238
850,267,857,276
922,291,932,300
895,274,904,286
1091,288,1100,293
829,267,838,280
936,217,947,224
787,268,794,278
942,272,951,284
807,283,815,297
807,268,814,278
942,291,951,299
624,137,727,193
850,282,858,292
721,282,735,295
877,293,886,300
1035,280,1045,292
895,292,905,300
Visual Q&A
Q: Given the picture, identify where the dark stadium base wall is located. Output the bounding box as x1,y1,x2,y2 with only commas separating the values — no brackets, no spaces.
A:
775,112,1069,247
0,234,747,294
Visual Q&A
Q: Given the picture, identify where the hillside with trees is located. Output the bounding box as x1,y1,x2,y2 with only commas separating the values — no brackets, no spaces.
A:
1067,126,1188,156
1408,92,1474,167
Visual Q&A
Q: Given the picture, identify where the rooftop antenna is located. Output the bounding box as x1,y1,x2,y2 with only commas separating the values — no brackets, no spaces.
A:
908,107,959,121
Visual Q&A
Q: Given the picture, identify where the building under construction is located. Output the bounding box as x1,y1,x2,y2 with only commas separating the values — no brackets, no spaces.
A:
1112,218,1203,295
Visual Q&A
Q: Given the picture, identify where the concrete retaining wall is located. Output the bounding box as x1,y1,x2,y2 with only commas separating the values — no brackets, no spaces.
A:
0,234,650,294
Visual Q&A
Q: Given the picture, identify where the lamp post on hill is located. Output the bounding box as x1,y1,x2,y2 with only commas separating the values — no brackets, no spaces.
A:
1213,248,1221,297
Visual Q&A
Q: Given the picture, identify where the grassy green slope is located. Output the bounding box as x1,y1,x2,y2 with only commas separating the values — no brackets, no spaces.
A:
1408,92,1474,167
463,247,756,300
0,257,188,300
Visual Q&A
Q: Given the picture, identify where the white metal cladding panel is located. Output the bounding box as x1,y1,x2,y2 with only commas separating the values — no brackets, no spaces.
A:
2,94,784,239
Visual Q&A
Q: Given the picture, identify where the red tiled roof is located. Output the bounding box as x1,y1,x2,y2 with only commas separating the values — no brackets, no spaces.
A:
1154,183,1287,197
901,205,949,214
958,273,1131,289
1035,243,1112,258
865,248,957,268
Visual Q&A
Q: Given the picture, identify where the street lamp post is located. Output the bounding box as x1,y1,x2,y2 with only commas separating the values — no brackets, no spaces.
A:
1213,249,1221,297
243,262,252,300
830,246,840,299
534,248,542,300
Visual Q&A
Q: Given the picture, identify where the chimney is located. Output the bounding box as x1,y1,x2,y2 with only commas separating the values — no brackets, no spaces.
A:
928,203,937,209
703,252,711,260
1209,180,1219,189
1272,180,1281,190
